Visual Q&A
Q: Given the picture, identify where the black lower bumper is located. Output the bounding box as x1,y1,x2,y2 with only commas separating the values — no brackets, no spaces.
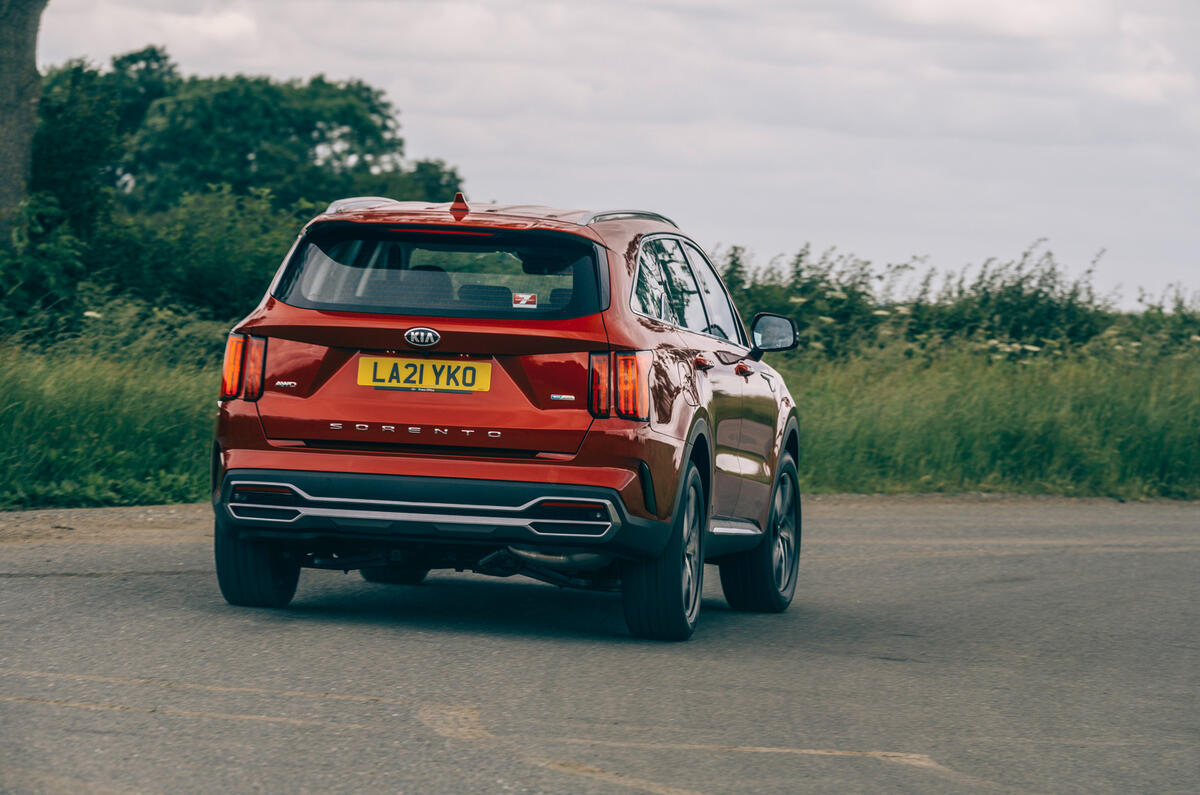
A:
216,469,673,559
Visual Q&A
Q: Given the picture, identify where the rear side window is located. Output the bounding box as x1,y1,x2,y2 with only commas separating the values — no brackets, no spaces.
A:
274,225,600,319
632,243,672,321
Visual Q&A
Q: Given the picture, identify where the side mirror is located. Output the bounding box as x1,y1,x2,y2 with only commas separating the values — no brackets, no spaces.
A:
749,313,797,361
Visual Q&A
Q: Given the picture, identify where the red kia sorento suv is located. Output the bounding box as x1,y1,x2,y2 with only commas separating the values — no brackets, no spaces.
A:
213,194,801,640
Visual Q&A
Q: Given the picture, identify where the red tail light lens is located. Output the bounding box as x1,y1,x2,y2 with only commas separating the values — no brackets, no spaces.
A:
242,336,268,400
220,334,245,399
588,352,610,418
614,351,651,421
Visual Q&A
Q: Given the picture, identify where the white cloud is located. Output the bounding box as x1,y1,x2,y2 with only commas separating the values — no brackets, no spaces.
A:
37,0,1200,300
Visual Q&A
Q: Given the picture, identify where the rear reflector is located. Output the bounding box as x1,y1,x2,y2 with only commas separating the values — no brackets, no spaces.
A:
588,352,610,418
614,351,651,421
220,334,245,399
242,337,267,400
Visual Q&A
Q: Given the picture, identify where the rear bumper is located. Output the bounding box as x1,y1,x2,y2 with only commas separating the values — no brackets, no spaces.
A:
216,469,674,559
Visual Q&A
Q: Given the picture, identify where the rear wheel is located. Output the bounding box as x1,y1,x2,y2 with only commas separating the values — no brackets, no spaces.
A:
214,515,300,608
360,563,429,585
719,454,801,612
621,463,705,641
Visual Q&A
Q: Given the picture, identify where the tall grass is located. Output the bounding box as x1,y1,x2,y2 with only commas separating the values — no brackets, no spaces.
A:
0,347,215,507
780,348,1200,499
2,340,1196,510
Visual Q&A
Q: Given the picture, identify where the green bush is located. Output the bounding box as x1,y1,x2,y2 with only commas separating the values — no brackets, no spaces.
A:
717,242,1200,359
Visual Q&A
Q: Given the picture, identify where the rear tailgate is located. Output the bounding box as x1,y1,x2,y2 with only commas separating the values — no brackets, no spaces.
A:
249,310,607,455
241,224,610,456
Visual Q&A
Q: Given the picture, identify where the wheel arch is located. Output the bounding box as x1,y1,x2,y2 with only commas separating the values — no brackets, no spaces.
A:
680,417,713,512
782,411,800,467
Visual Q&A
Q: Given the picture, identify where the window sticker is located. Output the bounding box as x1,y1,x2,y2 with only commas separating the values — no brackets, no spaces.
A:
513,292,538,308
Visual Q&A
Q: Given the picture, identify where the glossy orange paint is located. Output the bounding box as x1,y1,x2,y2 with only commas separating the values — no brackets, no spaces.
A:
214,199,797,553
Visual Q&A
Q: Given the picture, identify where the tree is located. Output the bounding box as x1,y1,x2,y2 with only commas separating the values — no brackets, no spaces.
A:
0,0,49,232
122,71,461,209
31,60,121,234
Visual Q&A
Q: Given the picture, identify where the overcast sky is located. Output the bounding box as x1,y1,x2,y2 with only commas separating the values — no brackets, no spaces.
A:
39,0,1199,304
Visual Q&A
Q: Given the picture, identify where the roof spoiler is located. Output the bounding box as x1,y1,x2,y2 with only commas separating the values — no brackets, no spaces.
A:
322,196,403,214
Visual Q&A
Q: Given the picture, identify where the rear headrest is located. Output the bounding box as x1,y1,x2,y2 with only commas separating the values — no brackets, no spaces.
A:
458,284,513,308
399,265,453,303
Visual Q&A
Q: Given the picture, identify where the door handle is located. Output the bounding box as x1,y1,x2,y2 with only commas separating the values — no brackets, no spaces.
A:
735,362,754,377
693,355,715,372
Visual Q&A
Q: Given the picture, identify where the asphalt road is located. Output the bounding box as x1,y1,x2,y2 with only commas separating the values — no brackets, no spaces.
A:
1,496,1197,794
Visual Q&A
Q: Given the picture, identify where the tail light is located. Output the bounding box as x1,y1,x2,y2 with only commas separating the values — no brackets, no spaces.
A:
588,352,610,418
242,337,267,400
220,333,267,400
220,334,245,399
614,351,651,421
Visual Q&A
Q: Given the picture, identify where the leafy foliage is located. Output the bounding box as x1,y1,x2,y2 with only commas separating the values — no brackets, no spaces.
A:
1,45,463,330
717,242,1199,360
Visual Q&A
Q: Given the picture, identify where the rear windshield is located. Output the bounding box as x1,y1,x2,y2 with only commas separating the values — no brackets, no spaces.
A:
274,224,601,319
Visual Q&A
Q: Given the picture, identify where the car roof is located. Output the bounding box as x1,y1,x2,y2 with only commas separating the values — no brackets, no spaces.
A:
308,194,679,245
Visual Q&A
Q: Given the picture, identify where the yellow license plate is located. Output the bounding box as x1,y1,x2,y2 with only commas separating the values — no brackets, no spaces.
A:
357,357,492,393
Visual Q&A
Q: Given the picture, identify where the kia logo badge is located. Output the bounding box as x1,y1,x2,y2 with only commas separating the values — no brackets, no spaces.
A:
405,327,440,347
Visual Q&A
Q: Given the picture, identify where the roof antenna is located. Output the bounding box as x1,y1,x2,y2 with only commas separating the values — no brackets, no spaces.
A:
449,192,469,219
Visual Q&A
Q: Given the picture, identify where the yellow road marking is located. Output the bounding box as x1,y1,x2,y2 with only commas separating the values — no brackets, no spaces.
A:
7,668,1005,791
0,694,367,730
533,760,703,795
0,668,411,706
530,736,951,772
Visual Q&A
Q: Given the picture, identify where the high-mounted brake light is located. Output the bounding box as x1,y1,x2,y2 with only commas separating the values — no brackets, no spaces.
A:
242,337,268,400
588,352,610,418
614,351,651,421
220,334,245,399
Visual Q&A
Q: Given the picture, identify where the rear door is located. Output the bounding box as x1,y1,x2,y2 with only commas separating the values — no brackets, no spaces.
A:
644,237,746,519
245,224,608,456
676,240,762,522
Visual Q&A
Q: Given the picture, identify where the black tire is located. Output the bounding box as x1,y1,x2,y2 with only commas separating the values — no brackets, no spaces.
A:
621,463,705,641
360,563,429,585
719,453,801,612
214,515,300,608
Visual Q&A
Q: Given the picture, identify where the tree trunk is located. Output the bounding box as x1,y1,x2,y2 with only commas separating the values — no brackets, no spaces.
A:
0,0,49,233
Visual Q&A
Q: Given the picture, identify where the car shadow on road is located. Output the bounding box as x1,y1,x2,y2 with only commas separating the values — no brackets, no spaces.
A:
264,568,806,644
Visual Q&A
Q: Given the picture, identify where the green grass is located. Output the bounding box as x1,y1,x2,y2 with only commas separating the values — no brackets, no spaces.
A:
780,349,1200,499
0,347,216,508
1,343,1197,510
